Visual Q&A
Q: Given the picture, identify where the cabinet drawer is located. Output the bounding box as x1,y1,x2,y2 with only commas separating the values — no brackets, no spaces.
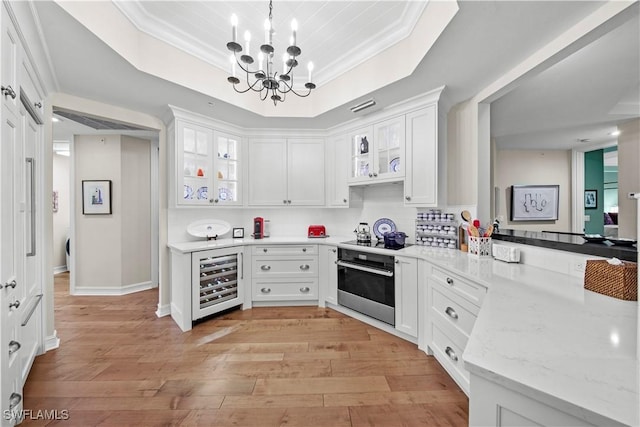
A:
252,245,317,256
253,278,318,301
252,257,318,277
431,284,478,339
430,265,486,307
430,320,469,394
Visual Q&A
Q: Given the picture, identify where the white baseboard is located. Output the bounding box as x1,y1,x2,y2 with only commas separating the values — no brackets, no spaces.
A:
53,265,68,274
156,303,171,317
44,331,60,351
73,281,154,296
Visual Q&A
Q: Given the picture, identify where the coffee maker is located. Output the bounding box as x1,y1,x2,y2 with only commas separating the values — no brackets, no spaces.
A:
253,217,270,239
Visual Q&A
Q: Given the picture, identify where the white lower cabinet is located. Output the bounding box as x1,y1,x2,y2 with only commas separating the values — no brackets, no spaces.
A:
251,245,319,302
423,261,486,395
469,374,611,427
394,256,418,338
319,245,338,306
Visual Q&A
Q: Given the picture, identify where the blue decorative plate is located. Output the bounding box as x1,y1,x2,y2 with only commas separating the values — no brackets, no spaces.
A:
390,157,400,172
218,187,233,201
196,186,208,200
184,184,194,199
373,217,396,239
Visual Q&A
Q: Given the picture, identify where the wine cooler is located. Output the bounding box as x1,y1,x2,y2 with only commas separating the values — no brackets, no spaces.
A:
192,247,243,320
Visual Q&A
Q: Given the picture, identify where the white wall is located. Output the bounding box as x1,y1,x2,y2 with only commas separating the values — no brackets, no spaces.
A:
121,136,151,287
617,118,639,238
52,153,70,271
75,135,123,290
495,149,572,232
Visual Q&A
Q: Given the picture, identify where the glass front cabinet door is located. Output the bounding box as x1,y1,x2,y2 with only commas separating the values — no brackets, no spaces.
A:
177,120,242,206
349,126,374,183
373,116,405,181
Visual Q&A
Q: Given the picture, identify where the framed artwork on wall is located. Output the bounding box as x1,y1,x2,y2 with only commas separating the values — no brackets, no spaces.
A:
82,180,112,215
510,185,559,221
584,189,597,209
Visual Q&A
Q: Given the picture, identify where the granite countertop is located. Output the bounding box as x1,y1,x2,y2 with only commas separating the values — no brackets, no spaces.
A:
168,236,638,425
493,229,637,262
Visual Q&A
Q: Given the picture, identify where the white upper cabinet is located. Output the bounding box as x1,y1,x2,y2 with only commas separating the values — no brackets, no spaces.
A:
248,138,325,206
348,116,405,185
326,135,350,207
171,108,244,207
404,104,440,206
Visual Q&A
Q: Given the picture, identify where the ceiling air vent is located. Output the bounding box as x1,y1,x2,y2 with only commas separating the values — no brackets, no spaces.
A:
350,99,376,113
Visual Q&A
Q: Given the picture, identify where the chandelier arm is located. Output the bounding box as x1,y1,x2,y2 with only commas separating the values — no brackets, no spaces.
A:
278,80,312,98
260,89,269,101
244,73,264,92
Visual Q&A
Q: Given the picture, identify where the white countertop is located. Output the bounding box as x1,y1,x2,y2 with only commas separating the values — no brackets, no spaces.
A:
168,237,639,425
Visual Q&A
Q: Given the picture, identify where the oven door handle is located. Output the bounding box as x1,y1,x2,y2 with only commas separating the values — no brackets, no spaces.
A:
336,260,394,277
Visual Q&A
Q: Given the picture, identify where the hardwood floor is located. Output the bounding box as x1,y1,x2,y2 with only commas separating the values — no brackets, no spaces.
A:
22,273,468,426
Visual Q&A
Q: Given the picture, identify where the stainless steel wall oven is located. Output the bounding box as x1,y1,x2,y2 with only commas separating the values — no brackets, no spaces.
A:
337,248,395,325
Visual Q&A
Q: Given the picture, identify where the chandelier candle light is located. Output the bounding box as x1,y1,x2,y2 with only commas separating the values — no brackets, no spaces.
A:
226,0,315,105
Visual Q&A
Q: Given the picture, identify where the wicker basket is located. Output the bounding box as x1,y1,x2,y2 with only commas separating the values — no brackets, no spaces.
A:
584,260,637,301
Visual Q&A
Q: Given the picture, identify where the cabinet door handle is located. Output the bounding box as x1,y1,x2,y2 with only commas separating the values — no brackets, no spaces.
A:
260,265,271,271
8,340,21,355
9,392,21,409
260,287,271,293
9,301,20,310
34,101,42,108
394,259,400,264
332,249,337,253
405,196,411,201
368,173,373,178
283,200,288,204
343,198,347,203
446,277,454,285
288,200,292,204
299,264,310,271
214,199,219,203
5,280,17,289
445,346,458,362
373,172,378,177
1,85,16,99
445,306,459,320
300,287,310,293
302,248,307,252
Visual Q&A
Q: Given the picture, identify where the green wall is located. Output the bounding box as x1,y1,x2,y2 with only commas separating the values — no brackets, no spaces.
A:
584,149,604,234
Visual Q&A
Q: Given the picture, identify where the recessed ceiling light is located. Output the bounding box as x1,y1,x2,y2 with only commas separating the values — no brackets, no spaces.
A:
609,130,620,136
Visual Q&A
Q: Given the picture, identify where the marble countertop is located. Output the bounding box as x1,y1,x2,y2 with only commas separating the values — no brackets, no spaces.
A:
168,236,638,425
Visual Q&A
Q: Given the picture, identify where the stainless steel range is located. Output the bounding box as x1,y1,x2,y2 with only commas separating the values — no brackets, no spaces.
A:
336,247,397,326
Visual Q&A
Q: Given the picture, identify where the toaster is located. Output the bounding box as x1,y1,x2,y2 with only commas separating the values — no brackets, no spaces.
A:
492,243,520,263
308,225,327,238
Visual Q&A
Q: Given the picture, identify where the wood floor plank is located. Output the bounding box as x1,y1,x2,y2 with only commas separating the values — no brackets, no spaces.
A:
253,376,390,395
21,273,469,426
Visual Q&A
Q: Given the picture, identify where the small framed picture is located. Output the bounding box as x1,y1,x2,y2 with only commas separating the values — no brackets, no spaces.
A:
232,227,244,238
584,189,597,209
82,180,112,215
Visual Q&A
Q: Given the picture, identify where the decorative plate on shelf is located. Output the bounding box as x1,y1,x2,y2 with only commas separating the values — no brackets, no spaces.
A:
187,219,231,239
196,186,208,200
582,234,606,243
373,218,396,239
390,157,400,172
218,187,233,201
607,237,637,246
184,184,194,200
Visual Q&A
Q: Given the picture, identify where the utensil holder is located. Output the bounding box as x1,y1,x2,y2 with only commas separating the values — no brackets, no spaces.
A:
468,236,492,257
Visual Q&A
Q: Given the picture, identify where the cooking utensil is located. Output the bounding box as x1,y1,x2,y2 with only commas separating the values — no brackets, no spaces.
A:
354,222,372,243
467,225,480,237
461,210,472,223
484,224,494,237
383,231,407,249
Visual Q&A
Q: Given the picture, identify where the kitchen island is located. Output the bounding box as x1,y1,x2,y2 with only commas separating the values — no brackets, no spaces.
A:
169,237,638,427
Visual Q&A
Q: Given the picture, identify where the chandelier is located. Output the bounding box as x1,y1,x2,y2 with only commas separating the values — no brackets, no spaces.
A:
226,0,315,106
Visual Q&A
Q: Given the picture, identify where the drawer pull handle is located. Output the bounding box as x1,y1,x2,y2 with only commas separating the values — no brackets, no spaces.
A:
9,300,20,310
446,277,454,285
302,248,307,252
300,264,310,271
9,392,21,409
445,306,458,320
5,280,17,289
445,346,458,362
300,287,310,293
8,340,21,355
260,265,271,271
260,287,271,293
263,248,268,253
